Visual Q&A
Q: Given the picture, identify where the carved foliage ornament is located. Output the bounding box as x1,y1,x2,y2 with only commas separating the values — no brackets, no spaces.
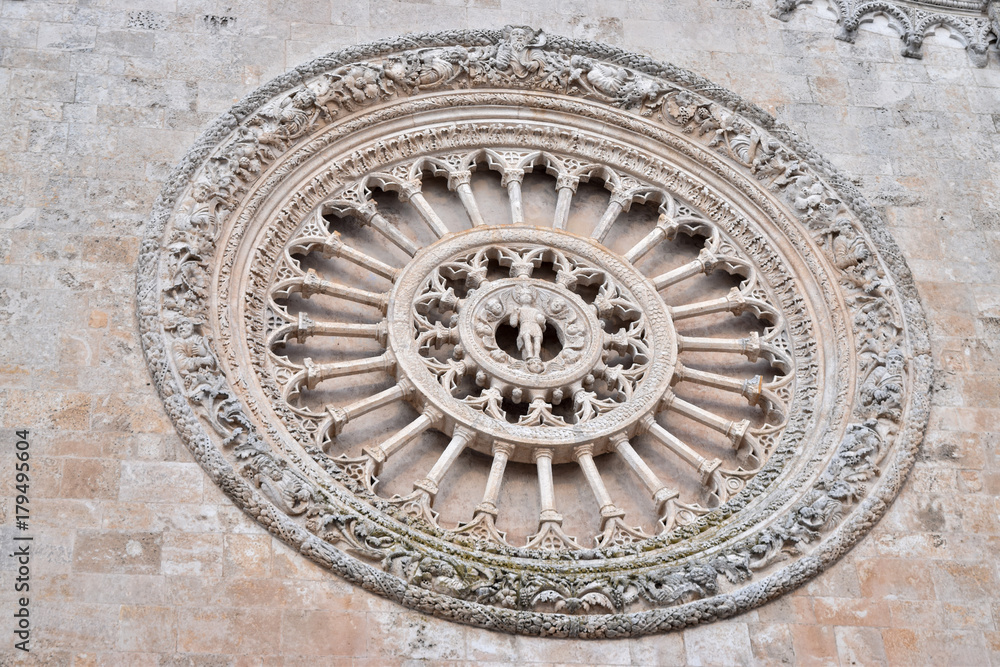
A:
139,27,931,637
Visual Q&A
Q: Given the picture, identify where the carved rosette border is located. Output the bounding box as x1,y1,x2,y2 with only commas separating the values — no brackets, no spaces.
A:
137,27,932,637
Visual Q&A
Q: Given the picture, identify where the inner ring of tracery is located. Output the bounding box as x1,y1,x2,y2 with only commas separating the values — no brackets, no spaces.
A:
386,226,677,463
259,134,798,549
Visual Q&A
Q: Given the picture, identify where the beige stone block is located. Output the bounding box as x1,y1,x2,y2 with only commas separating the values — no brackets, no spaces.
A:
119,461,203,503
0,389,92,430
73,530,162,574
167,574,291,609
117,605,177,652
903,465,958,494
834,626,887,666
919,430,987,469
789,624,839,667
962,374,1000,409
959,495,1000,534
91,392,171,433
101,500,226,533
88,309,108,328
176,607,282,655
888,600,944,628
986,631,1000,667
367,611,466,661
929,561,999,601
74,653,99,667
58,330,104,368
223,533,271,578
9,68,77,103
813,597,889,627
162,532,223,576
34,497,102,530
95,653,160,667
287,577,377,612
958,470,984,494
796,559,862,598
748,622,795,665
807,74,850,103
33,429,106,458
35,602,119,651
465,629,517,662
683,622,753,667
280,609,367,656
756,596,816,625
941,600,995,629
60,457,119,499
882,628,989,666
270,539,324,581
40,572,167,606
262,658,358,667
871,531,949,559
857,558,937,600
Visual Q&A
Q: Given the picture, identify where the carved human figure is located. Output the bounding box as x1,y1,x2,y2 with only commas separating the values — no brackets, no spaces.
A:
509,287,546,366
860,347,904,419
172,318,223,402
173,318,215,374
249,456,312,516
413,47,467,89
816,218,869,271
495,27,547,78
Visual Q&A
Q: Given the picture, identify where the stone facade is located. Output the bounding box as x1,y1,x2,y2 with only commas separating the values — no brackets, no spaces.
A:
0,1,999,665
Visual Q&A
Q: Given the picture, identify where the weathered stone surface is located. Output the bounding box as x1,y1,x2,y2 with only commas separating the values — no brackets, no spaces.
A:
0,0,998,663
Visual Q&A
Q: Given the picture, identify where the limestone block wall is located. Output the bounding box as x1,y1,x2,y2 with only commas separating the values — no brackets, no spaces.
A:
0,0,998,664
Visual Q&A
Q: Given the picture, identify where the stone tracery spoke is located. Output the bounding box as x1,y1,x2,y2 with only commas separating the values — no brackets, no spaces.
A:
362,408,441,477
659,390,762,466
668,288,781,324
640,415,731,506
271,270,389,312
284,352,396,403
324,188,421,257
525,448,583,550
318,381,409,445
672,363,789,423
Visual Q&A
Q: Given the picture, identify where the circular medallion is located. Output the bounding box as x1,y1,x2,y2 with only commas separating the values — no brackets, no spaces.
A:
385,226,676,462
139,26,931,637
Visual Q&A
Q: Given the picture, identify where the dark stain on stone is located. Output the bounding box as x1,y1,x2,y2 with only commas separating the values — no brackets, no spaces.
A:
917,498,946,531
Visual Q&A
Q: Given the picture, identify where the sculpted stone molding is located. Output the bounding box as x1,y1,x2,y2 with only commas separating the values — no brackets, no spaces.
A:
770,0,998,66
138,27,931,636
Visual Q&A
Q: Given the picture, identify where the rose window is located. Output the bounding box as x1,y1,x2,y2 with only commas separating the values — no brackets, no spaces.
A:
141,27,930,636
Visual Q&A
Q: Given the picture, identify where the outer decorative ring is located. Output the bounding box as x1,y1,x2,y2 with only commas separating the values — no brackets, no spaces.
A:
138,27,931,637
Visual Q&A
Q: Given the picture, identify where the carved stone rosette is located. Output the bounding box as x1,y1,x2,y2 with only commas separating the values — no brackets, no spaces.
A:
138,27,931,637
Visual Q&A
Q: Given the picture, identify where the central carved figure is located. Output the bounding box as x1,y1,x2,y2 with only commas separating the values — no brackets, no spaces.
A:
468,277,594,386
509,285,545,367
